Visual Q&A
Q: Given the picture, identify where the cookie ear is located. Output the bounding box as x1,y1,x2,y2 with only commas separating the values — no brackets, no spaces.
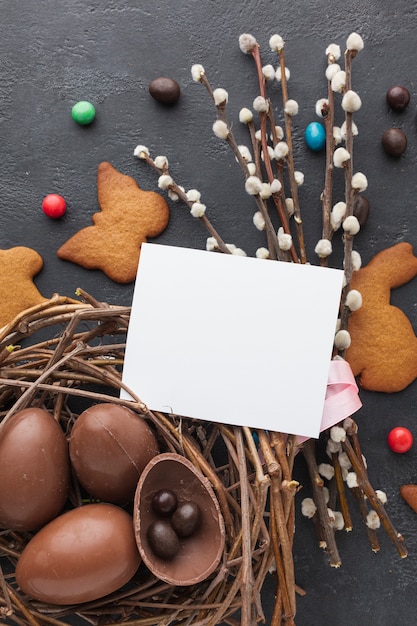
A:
0,247,47,328
14,246,44,276
135,191,171,238
97,162,170,237
366,242,417,288
97,162,142,211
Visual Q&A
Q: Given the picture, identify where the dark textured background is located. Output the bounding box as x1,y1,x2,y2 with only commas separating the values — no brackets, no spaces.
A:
2,1,417,624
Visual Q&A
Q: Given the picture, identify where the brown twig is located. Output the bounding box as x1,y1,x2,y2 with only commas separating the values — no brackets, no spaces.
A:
320,58,336,248
234,427,254,624
331,452,353,531
341,435,407,558
302,440,341,567
276,49,306,264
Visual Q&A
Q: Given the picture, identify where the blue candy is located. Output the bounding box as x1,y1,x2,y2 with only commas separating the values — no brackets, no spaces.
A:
304,121,326,151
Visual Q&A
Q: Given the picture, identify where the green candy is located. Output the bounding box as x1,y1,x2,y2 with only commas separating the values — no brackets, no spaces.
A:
71,101,96,125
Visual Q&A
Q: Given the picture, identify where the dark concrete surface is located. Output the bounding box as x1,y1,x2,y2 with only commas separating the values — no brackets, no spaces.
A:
1,1,417,624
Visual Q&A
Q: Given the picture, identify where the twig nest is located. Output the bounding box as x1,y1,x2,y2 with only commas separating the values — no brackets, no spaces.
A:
134,453,225,586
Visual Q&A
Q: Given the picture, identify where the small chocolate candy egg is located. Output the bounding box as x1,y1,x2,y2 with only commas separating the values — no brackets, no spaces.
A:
386,85,410,111
147,519,180,560
381,128,407,156
152,489,178,516
149,77,180,105
0,408,70,531
70,403,159,504
171,501,201,537
304,121,326,151
15,503,140,605
353,195,370,227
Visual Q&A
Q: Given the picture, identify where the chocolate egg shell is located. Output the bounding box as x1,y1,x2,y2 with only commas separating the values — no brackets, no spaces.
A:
15,503,140,605
134,453,225,586
69,403,159,503
0,408,70,531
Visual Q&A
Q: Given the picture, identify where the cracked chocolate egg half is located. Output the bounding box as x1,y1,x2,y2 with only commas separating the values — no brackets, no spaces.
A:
134,453,225,586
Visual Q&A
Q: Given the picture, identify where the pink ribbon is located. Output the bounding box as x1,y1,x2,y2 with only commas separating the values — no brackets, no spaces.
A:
297,360,362,444
321,359,362,430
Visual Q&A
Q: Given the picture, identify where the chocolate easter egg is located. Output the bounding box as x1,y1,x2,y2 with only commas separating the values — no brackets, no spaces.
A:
134,453,225,586
0,408,70,531
15,503,140,605
69,403,159,503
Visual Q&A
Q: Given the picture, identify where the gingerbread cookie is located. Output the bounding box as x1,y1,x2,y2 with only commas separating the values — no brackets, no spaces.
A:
57,162,170,283
0,247,47,329
345,242,417,392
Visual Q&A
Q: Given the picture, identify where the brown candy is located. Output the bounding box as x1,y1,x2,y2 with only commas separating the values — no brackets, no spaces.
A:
353,195,370,227
381,128,407,157
152,489,178,516
149,76,180,104
147,519,180,560
171,501,201,537
386,85,410,111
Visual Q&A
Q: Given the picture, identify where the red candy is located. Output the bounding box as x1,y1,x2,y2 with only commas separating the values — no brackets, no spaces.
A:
42,194,67,219
387,427,413,453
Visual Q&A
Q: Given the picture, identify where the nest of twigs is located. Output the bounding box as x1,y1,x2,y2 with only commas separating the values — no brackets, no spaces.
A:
0,290,300,626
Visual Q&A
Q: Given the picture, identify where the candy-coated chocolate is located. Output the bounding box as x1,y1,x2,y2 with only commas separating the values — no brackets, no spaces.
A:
0,408,70,531
71,100,96,125
353,195,370,227
42,194,67,219
69,403,159,504
149,77,180,104
15,504,140,604
152,488,178,516
147,519,180,559
304,121,326,151
171,501,201,537
386,85,410,111
381,128,407,157
388,427,413,453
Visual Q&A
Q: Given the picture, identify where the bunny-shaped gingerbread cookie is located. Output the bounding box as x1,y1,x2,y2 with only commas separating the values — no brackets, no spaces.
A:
345,242,417,392
57,162,169,283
